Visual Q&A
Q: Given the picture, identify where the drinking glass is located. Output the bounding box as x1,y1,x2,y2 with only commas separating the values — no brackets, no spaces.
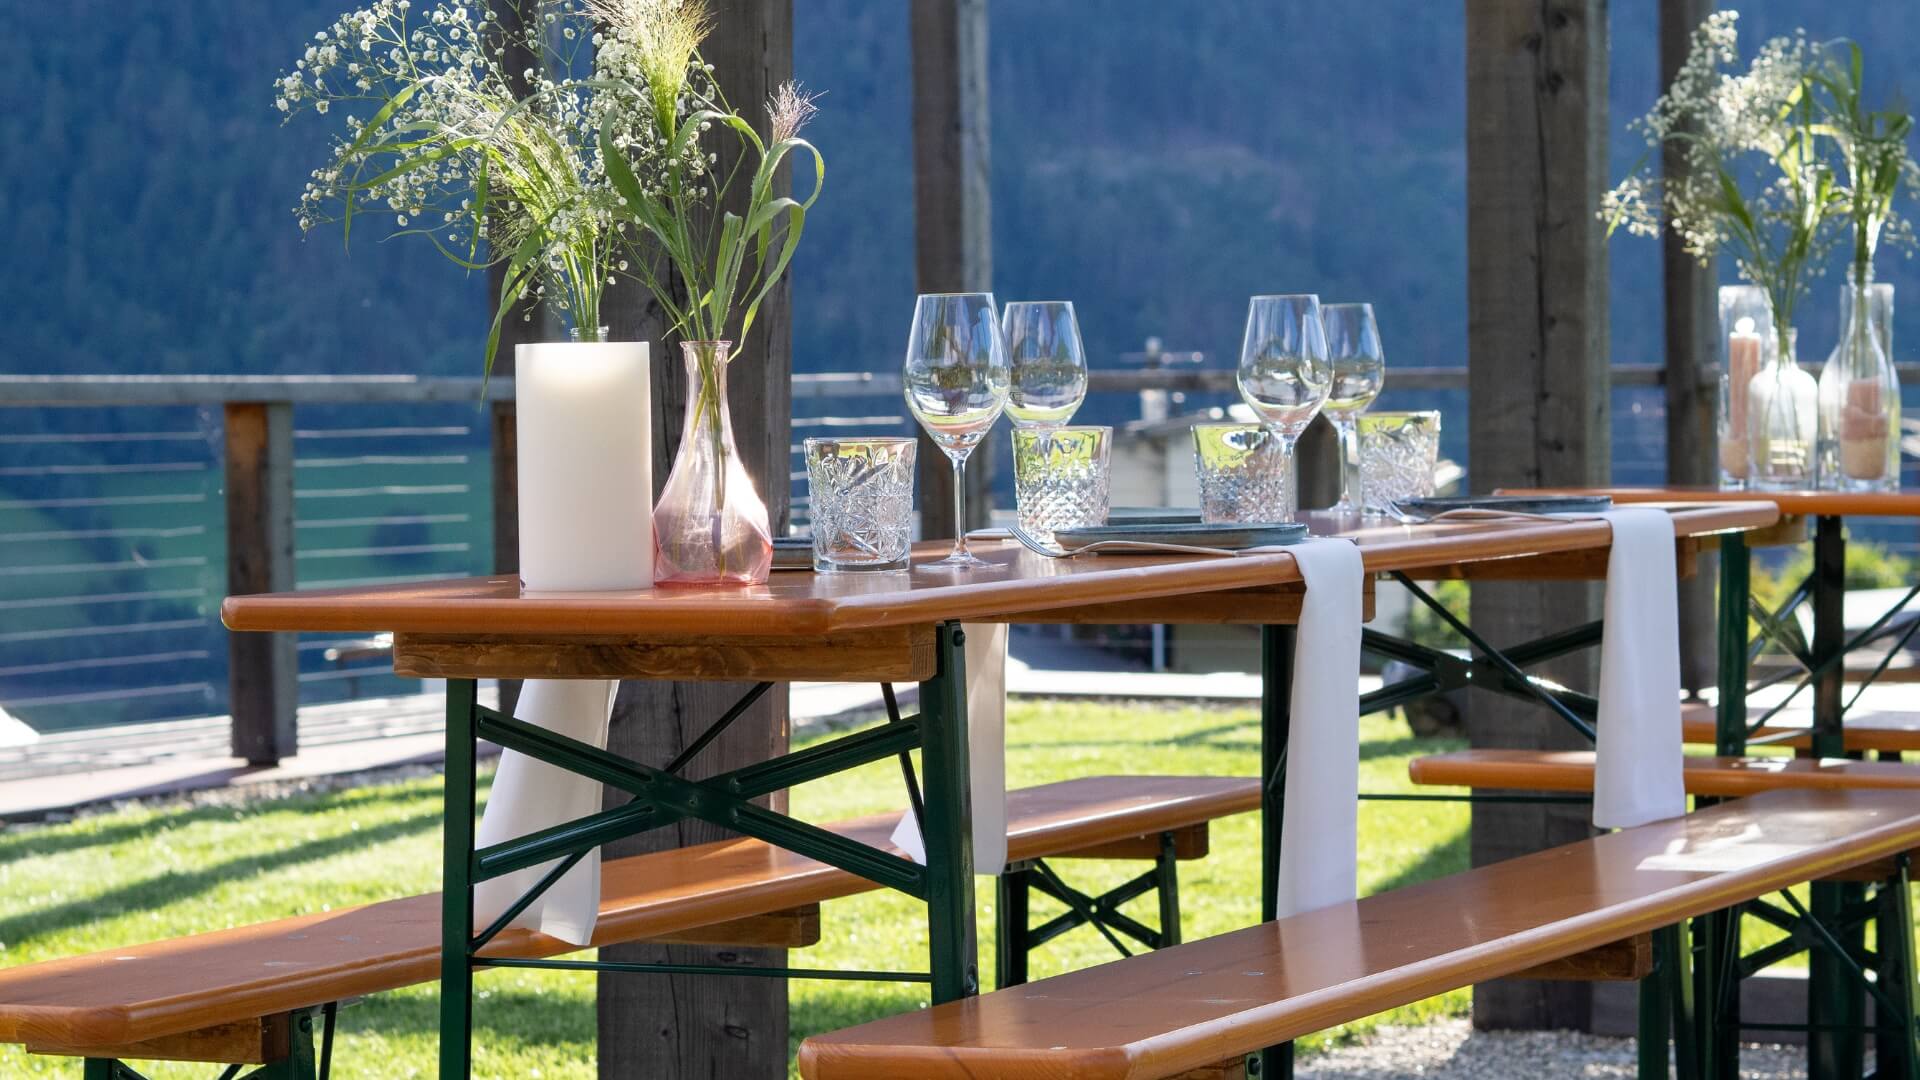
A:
1012,425,1111,546
903,292,1010,568
1319,302,1386,513
1236,294,1331,522
1192,423,1292,523
1002,301,1088,429
1357,411,1441,514
805,437,917,572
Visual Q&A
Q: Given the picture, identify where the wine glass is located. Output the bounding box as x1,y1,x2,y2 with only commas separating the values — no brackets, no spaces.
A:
1002,301,1088,430
1237,294,1331,522
1319,302,1386,513
903,292,1011,568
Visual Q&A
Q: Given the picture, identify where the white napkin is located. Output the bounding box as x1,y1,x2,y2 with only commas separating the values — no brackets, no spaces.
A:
1589,508,1687,829
890,622,1009,875
472,678,617,945
1274,538,1366,918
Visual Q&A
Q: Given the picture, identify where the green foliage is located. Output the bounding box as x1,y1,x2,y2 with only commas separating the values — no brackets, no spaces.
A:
1404,579,1471,650
1750,535,1914,613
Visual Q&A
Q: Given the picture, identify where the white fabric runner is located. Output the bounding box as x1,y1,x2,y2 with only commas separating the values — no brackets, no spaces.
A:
1588,507,1687,829
1274,537,1366,918
890,622,1010,875
472,678,618,946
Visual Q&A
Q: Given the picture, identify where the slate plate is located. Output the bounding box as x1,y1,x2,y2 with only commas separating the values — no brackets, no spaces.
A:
1106,506,1205,525
1051,521,1308,551
773,537,815,571
1397,495,1613,519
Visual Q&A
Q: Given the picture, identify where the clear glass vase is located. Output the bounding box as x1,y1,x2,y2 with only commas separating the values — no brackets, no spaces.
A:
1816,266,1899,491
1746,328,1818,490
652,340,774,586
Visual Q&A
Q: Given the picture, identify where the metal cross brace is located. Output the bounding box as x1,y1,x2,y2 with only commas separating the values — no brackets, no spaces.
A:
470,704,928,906
1361,572,1602,743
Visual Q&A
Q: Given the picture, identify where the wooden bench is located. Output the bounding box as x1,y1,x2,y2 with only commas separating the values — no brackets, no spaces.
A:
1681,700,1920,754
796,789,1920,1080
0,774,1257,1075
1409,747,1920,797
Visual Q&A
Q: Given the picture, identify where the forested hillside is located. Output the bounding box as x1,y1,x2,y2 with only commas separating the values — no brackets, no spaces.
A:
2,0,1916,377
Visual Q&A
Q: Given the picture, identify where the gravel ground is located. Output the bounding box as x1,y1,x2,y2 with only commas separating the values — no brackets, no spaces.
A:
1299,1019,1809,1078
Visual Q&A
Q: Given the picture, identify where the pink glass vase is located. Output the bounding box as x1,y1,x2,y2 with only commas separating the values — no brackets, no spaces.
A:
652,340,774,585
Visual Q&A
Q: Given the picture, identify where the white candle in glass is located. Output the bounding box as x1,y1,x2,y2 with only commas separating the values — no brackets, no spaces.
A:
1720,319,1762,479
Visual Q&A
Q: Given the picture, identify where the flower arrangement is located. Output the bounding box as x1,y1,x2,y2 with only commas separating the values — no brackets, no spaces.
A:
1601,12,1840,356
1602,12,1916,351
276,0,822,373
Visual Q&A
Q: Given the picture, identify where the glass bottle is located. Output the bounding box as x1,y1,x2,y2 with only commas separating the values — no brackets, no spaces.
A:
1816,266,1899,491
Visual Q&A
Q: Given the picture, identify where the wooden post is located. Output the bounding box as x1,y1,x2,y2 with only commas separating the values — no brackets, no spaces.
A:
1465,0,1610,1032
486,0,548,719
1662,0,1718,696
595,3,793,1077
224,402,297,765
912,0,994,536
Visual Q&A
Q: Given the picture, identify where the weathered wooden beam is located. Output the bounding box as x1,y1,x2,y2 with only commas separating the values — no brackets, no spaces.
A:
223,402,297,766
1464,0,1610,1033
1662,0,1719,696
911,0,995,536
595,3,794,1078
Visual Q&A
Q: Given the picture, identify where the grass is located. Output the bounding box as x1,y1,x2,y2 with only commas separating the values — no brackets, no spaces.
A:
0,699,1471,1077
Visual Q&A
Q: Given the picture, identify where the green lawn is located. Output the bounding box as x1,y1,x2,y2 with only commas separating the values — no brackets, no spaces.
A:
0,700,1470,1077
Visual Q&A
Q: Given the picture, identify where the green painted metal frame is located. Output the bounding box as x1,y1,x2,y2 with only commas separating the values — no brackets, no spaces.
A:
434,622,979,1079
1256,623,1296,1080
993,831,1186,989
1708,525,1920,1080
81,1004,335,1080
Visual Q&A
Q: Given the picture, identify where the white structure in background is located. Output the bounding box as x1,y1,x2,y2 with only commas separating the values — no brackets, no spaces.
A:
0,704,38,748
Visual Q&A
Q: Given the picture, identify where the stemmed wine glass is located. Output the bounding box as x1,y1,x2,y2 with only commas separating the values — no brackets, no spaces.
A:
1237,294,1332,523
1319,303,1386,513
1002,301,1088,429
903,292,1011,568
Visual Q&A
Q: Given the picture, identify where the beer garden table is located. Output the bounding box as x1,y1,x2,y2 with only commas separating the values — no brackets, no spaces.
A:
1511,485,1920,1077
220,501,1775,1078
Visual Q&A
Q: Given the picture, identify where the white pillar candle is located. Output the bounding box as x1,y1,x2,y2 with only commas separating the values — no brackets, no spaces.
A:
1721,330,1762,480
514,341,653,590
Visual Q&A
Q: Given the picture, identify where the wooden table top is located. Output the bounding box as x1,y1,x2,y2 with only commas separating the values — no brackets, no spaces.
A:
1502,485,1920,518
221,503,1775,639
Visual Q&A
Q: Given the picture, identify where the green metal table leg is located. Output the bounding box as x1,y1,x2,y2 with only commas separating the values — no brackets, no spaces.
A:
1256,624,1296,1080
1808,516,1866,1080
1715,533,1750,757
1702,535,1751,1080
995,865,1030,989
920,623,979,1004
1875,856,1920,1080
439,679,478,1080
1639,940,1673,1080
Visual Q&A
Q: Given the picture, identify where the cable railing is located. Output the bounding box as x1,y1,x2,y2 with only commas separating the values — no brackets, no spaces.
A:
2,361,1911,758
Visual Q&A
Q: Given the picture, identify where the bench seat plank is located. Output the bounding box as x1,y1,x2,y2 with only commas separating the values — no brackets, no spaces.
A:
798,790,1920,1080
1410,748,1920,796
1682,700,1920,753
0,774,1258,1052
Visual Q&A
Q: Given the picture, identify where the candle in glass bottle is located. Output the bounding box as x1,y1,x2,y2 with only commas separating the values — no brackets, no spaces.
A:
1720,320,1762,480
